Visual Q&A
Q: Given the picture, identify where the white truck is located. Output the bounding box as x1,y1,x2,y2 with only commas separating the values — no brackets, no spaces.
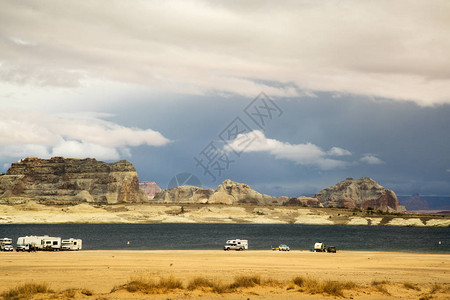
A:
61,238,82,251
224,239,248,251
0,238,14,251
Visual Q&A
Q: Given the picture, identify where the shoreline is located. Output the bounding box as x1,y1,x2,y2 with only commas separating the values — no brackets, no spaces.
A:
1,202,449,227
1,250,448,299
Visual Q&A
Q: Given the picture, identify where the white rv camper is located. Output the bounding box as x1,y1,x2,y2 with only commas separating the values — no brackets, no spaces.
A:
313,242,326,252
224,239,248,251
61,238,82,251
16,235,47,251
0,238,13,251
41,236,61,251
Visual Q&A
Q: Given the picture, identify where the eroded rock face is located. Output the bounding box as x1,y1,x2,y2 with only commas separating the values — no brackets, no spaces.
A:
314,177,406,212
153,186,214,203
139,181,162,200
153,179,281,205
0,157,147,204
283,196,323,207
210,179,280,205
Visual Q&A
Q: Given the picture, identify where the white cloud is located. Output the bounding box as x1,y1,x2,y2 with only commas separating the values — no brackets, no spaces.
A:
360,154,384,165
224,130,349,170
0,109,170,161
0,0,449,106
327,147,352,157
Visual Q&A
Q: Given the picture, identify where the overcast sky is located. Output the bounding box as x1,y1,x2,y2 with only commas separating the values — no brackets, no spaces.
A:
1,0,449,197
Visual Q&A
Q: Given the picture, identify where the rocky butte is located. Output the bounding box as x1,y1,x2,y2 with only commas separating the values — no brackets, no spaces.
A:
153,179,281,205
0,157,147,204
315,177,406,212
139,181,162,200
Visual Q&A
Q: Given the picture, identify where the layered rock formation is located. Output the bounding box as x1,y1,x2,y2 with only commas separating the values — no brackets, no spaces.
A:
153,185,214,204
153,179,281,205
0,157,147,204
139,181,162,200
282,196,323,207
315,177,405,212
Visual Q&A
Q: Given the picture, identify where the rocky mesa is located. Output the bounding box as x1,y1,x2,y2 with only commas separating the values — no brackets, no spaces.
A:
315,177,405,213
153,179,281,205
0,157,147,204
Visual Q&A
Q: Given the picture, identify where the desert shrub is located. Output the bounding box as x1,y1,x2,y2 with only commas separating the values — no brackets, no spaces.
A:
371,280,391,295
403,282,420,291
291,276,357,297
229,275,261,288
112,275,182,294
211,281,233,294
429,283,442,294
81,288,94,296
187,277,214,290
60,289,76,298
292,276,305,287
1,282,53,300
262,277,283,287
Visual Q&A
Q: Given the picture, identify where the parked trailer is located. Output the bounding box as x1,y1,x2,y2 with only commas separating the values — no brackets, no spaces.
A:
41,237,61,251
224,239,248,251
61,238,82,251
16,236,47,251
314,242,326,252
0,238,13,251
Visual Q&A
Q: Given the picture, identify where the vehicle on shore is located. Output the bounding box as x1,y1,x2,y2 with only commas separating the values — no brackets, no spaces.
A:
327,246,337,253
16,236,46,251
42,236,61,251
0,238,14,251
224,239,248,251
272,244,290,251
314,242,326,252
61,238,82,251
279,244,290,251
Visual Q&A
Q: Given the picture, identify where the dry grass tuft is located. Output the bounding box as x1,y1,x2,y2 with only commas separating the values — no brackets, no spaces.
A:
429,283,442,294
403,282,420,291
1,282,53,300
60,289,77,298
291,276,357,297
187,277,214,290
371,280,391,295
229,275,261,288
111,275,182,294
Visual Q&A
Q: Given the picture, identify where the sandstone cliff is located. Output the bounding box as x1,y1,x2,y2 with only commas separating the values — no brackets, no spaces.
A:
153,185,214,204
153,179,281,205
314,177,405,212
0,157,147,204
139,181,162,200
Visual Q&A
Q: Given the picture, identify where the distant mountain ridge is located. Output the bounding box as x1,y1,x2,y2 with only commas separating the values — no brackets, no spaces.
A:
0,157,406,212
153,177,405,212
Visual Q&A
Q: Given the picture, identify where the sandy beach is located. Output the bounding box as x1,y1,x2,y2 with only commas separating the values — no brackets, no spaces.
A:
0,250,448,299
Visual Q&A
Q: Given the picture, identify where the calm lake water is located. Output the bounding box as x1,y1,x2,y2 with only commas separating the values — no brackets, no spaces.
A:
0,224,448,253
